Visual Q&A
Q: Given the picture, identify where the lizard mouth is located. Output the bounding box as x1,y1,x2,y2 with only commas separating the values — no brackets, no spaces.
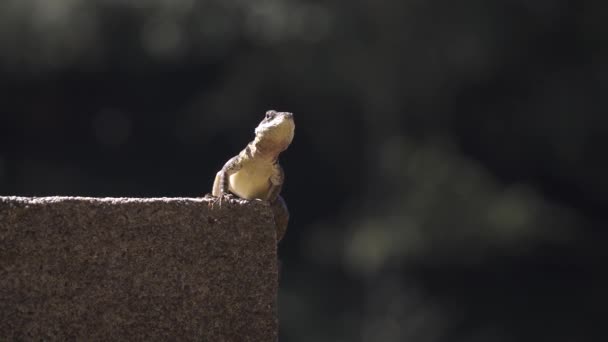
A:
257,111,294,134
250,111,295,155
272,118,295,144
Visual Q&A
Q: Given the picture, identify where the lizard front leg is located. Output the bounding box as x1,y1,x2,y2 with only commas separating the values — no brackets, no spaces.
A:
266,163,284,202
212,156,242,206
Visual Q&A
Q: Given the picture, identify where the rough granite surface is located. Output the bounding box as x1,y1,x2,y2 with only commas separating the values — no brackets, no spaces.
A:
0,196,278,341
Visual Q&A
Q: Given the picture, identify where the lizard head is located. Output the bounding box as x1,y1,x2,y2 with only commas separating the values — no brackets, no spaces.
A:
254,110,295,153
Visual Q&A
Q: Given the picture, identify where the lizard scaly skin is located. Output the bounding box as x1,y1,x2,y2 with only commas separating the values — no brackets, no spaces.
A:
211,110,294,241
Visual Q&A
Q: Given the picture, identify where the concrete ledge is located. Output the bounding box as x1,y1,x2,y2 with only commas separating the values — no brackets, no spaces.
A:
0,196,278,341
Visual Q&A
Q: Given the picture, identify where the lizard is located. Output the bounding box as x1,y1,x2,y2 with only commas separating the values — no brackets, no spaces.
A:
211,110,295,242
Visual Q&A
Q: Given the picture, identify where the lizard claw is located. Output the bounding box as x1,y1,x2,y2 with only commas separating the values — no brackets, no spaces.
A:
211,192,235,208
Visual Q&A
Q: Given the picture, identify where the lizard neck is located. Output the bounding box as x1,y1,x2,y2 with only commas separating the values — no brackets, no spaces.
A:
250,137,283,161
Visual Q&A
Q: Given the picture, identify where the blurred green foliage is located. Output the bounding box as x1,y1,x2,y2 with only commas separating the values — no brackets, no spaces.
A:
1,0,606,341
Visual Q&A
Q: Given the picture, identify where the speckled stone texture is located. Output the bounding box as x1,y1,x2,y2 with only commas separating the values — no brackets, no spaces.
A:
0,196,278,341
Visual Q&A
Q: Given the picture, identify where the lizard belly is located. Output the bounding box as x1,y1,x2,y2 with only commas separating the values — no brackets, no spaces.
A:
228,164,273,200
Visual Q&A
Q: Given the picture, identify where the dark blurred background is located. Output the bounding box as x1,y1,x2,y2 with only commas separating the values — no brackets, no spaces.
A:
1,0,607,341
